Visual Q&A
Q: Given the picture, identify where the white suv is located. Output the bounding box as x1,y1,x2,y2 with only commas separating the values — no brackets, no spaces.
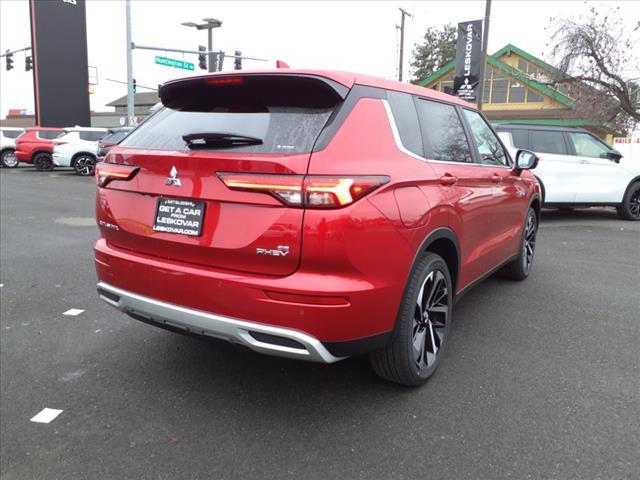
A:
495,124,640,220
0,127,24,168
52,127,107,176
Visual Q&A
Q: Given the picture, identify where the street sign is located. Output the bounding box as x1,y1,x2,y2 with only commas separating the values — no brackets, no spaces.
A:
155,56,194,71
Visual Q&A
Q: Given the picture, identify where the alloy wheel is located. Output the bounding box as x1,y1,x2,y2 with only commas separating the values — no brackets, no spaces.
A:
630,189,640,218
523,211,537,272
75,156,95,176
412,270,449,370
1,151,19,168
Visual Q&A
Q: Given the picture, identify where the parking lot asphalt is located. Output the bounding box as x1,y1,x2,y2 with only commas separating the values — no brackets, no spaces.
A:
1,165,639,480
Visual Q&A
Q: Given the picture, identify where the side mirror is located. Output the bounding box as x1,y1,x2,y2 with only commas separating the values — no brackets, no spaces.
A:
514,149,539,173
604,148,622,163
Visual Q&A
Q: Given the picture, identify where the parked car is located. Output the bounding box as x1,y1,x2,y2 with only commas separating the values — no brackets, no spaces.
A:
96,127,133,161
495,124,640,220
95,71,541,386
52,127,108,176
15,127,63,171
0,127,24,168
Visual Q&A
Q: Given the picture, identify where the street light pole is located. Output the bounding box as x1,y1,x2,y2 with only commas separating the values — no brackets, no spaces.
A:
181,18,223,72
125,0,134,125
477,0,492,111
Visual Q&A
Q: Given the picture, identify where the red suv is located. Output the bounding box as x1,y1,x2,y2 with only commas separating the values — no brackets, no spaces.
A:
94,71,541,386
15,127,63,171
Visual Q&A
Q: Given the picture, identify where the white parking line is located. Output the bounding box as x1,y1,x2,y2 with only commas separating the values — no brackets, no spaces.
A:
63,309,85,316
30,408,63,424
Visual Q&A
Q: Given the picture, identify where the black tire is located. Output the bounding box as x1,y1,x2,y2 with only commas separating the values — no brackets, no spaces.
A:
370,252,453,387
501,207,538,280
1,149,19,168
616,182,640,221
535,175,545,205
33,152,53,172
73,154,96,176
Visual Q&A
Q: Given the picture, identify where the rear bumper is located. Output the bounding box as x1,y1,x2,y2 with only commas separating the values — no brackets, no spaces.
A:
94,238,402,352
97,282,343,363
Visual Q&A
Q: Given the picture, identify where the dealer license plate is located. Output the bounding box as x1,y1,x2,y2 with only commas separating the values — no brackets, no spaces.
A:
153,198,205,237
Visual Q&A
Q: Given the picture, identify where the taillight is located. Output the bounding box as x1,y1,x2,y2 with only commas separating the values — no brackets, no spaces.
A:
217,172,389,209
95,163,139,187
53,141,67,146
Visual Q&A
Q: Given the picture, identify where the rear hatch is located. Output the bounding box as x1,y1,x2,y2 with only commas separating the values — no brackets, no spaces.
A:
98,74,348,276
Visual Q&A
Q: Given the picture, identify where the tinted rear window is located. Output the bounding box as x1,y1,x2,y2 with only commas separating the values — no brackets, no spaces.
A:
79,131,106,141
2,130,23,139
415,99,472,163
103,131,129,144
529,130,567,155
120,75,343,154
511,129,528,148
37,130,62,139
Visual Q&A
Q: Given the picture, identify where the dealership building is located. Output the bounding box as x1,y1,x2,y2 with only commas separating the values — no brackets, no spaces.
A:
419,44,618,142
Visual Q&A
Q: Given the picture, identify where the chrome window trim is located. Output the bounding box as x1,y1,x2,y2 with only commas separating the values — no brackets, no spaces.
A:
382,99,512,170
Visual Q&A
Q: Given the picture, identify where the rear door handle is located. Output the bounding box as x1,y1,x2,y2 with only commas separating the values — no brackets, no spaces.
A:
490,174,502,184
578,159,591,164
439,175,458,186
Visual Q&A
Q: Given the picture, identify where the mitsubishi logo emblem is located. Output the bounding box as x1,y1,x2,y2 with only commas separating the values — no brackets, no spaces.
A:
165,166,181,186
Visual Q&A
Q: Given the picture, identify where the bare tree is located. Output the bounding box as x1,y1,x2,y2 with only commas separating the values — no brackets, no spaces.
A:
545,5,639,131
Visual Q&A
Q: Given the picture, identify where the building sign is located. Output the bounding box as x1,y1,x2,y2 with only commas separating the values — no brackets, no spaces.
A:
29,0,90,127
453,19,483,102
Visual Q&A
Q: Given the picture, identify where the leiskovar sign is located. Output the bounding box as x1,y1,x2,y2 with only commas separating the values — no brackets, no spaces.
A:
453,20,483,102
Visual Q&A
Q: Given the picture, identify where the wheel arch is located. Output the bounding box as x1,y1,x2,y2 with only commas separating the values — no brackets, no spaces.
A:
622,175,640,202
30,150,52,161
530,195,542,221
70,151,96,167
415,227,460,295
534,175,545,205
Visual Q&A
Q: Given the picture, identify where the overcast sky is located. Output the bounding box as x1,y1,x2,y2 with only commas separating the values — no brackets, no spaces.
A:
1,0,638,119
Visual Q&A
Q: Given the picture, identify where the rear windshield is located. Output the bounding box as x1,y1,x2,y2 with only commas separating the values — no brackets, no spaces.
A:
2,130,23,139
103,131,129,144
79,131,107,142
37,130,62,139
119,75,343,154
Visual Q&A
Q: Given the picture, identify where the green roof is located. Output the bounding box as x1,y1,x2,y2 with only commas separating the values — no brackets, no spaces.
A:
417,44,574,107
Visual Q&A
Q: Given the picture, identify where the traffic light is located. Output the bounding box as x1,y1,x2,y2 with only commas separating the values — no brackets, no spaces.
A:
198,45,207,70
234,50,242,70
25,55,33,71
133,78,137,94
5,51,13,71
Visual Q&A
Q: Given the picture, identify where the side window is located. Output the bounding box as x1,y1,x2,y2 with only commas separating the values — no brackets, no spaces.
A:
386,90,424,157
529,130,567,155
510,129,528,149
567,132,610,159
462,109,509,166
415,99,472,163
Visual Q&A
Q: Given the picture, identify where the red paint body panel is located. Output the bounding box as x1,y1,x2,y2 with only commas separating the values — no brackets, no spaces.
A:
15,127,62,162
94,70,539,347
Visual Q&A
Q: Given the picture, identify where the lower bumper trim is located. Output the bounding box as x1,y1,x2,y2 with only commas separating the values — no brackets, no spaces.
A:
96,282,344,364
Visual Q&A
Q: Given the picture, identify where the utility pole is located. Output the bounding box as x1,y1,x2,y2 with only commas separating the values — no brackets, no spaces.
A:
125,0,134,125
477,0,492,111
398,8,413,82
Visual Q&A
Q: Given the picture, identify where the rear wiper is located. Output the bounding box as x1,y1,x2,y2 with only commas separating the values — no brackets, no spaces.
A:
182,132,263,149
